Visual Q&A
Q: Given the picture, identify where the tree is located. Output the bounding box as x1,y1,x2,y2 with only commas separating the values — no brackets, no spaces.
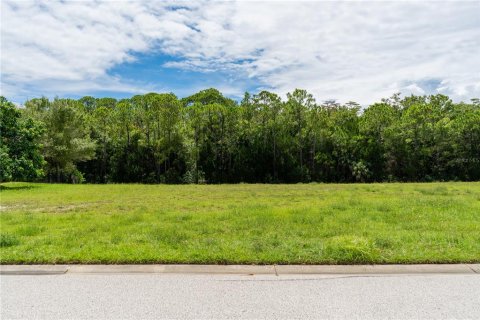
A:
0,97,45,182
359,102,398,181
312,101,361,182
249,91,284,182
448,100,480,180
16,90,480,184
183,90,238,183
143,93,185,183
80,103,113,182
285,89,315,181
26,98,96,182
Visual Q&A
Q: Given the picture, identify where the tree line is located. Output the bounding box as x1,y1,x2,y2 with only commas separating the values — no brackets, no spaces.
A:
1,89,479,184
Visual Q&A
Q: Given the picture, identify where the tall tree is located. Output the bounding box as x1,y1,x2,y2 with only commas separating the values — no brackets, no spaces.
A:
26,98,96,182
12,91,479,184
285,89,315,181
0,97,45,182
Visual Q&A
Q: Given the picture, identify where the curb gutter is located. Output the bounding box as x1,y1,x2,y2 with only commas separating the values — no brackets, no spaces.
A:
1,264,479,275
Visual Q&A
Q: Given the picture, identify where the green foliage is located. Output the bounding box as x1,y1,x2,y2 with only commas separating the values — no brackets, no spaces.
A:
3,90,480,183
0,97,45,182
24,98,96,182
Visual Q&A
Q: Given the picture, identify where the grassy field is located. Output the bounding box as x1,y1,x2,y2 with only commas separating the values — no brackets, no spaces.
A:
1,182,479,264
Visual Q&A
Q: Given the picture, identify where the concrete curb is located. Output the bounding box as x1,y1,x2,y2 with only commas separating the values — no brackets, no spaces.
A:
275,264,478,274
0,265,69,275
1,264,479,275
67,265,276,274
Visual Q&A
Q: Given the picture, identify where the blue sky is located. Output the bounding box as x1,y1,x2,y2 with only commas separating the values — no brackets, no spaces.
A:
108,52,263,99
1,1,480,104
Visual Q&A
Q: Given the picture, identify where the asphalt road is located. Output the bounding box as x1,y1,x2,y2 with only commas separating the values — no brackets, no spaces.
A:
1,274,479,319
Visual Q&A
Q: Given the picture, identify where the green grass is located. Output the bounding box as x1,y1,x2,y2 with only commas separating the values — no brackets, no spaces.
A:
1,182,479,264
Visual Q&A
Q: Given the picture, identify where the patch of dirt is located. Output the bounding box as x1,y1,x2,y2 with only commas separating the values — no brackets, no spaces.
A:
0,201,110,213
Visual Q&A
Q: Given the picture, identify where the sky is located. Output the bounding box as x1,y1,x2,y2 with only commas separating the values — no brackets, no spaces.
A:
1,0,480,105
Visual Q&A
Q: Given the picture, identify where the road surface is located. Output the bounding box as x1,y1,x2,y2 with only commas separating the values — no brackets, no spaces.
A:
1,273,479,319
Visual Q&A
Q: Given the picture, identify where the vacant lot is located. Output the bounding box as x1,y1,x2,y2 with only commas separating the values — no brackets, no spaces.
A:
1,182,479,264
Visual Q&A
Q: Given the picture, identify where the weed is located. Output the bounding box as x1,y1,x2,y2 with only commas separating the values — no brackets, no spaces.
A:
0,234,20,247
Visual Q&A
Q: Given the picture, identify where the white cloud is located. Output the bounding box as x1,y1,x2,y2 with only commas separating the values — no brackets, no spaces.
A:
0,1,186,99
1,1,479,104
